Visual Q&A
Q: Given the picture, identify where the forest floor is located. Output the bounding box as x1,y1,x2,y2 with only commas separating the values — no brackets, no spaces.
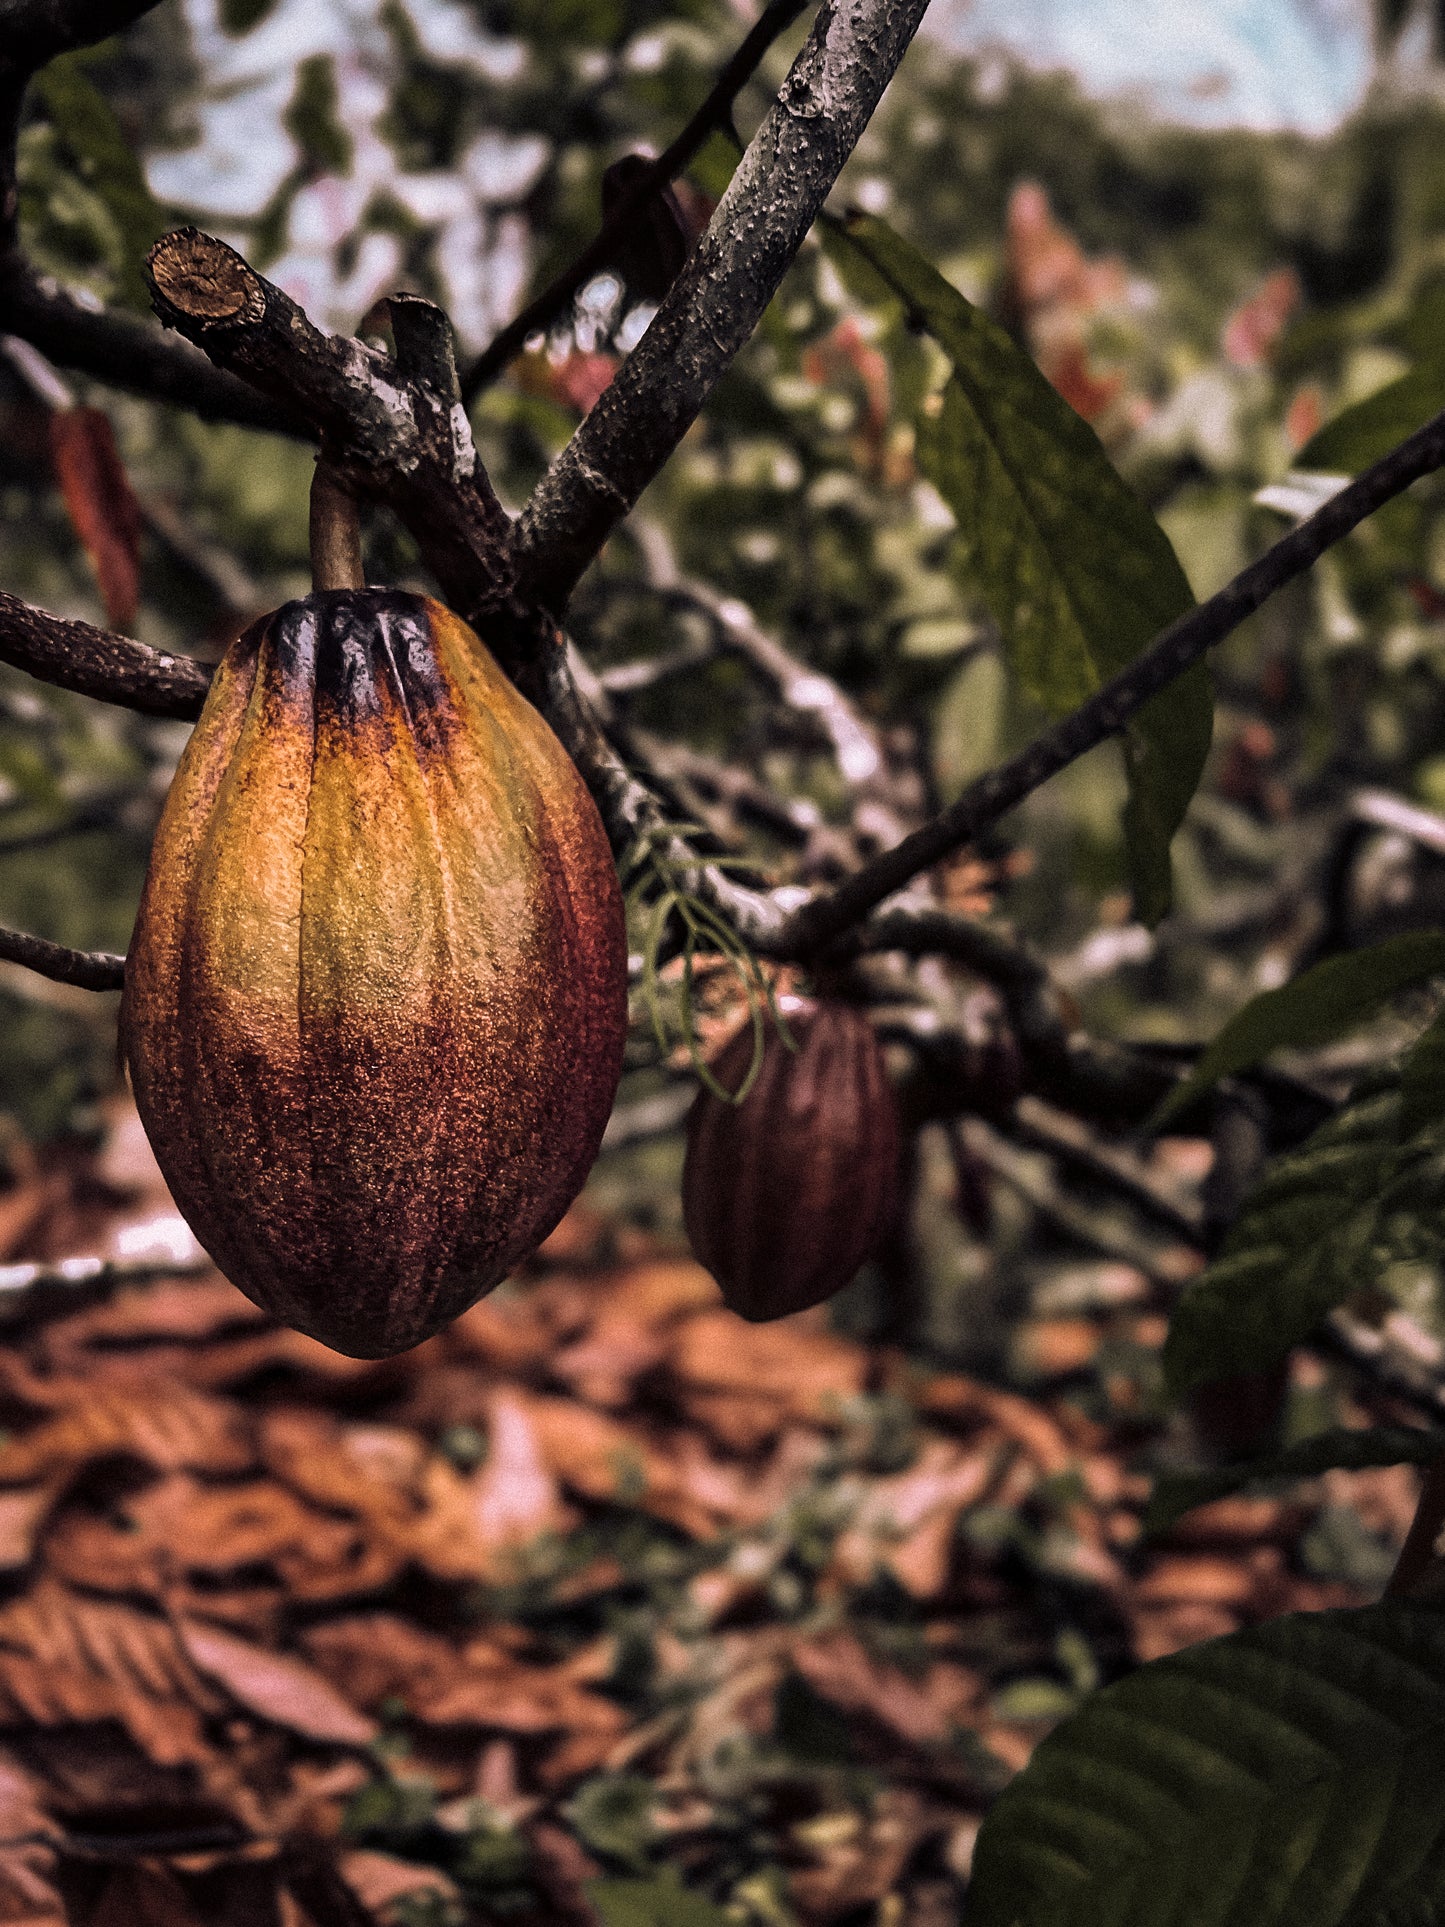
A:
0,1100,1420,1927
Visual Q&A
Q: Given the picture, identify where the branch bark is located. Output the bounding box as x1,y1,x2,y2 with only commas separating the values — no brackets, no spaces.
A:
0,923,123,991
510,0,933,609
143,233,514,617
779,406,1445,956
0,591,209,719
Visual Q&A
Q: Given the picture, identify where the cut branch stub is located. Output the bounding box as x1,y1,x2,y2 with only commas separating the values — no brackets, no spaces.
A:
143,228,516,622
147,229,267,328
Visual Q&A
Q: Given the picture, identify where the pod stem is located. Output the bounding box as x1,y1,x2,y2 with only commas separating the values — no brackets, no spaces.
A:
309,461,365,591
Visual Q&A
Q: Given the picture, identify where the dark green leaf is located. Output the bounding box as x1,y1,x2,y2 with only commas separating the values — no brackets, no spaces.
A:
1296,360,1445,473
1154,932,1445,1129
285,56,354,178
32,55,169,309
968,1604,1445,1927
1145,1426,1443,1535
589,1875,731,1926
1163,1076,1445,1395
219,0,279,31
829,215,1208,925
1401,1005,1445,1136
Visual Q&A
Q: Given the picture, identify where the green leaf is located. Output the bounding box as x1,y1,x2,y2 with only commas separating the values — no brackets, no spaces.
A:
1295,359,1445,473
1145,1426,1443,1535
589,1875,731,1926
829,214,1209,925
1154,932,1445,1129
32,54,169,308
967,1604,1445,1927
1401,1005,1445,1136
1163,1076,1445,1395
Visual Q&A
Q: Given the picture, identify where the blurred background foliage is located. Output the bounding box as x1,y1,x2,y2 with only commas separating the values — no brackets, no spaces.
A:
7,0,1445,1326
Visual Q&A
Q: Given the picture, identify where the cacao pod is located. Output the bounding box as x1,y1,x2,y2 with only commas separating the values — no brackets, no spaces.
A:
121,589,628,1358
682,997,900,1321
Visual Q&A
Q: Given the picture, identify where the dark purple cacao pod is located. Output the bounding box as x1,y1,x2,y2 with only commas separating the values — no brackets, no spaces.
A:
682,998,900,1321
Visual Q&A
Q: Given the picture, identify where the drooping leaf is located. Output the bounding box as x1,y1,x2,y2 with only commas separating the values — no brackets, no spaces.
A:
967,1604,1445,1927
589,1874,731,1926
1144,1426,1443,1535
828,214,1209,925
1295,359,1445,473
1154,932,1445,1129
1163,1075,1445,1395
48,406,143,630
31,54,169,308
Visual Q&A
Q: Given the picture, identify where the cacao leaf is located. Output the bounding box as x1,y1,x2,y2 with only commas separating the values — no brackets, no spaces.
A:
601,155,694,303
827,214,1209,925
1163,1075,1445,1395
967,1604,1445,1927
1400,1003,1445,1135
48,406,143,630
31,55,169,309
1154,931,1445,1128
1144,1425,1443,1535
1296,359,1445,473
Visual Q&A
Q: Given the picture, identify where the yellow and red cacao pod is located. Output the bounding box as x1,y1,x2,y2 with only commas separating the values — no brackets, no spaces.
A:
121,589,627,1358
682,997,900,1321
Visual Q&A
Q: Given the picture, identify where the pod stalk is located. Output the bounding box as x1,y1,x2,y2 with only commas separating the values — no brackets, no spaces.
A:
309,462,365,591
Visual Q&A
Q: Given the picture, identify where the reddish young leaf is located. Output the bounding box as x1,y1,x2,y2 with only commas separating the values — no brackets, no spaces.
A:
47,407,143,630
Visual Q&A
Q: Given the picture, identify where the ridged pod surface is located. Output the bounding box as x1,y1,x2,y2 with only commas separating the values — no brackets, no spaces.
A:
122,590,628,1357
682,998,899,1321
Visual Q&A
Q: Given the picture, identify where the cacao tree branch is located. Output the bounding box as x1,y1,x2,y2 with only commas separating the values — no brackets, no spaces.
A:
459,0,813,404
0,923,123,990
0,591,209,719
0,263,305,434
510,0,933,610
142,231,515,617
778,405,1445,956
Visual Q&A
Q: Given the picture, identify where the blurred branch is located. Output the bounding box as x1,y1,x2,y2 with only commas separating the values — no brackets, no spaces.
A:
459,0,812,403
0,264,306,433
0,923,123,990
778,407,1445,955
0,590,209,718
511,0,933,609
142,232,514,618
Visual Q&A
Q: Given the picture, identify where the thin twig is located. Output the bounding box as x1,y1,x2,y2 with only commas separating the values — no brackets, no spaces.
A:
0,924,123,990
459,0,812,403
778,409,1445,956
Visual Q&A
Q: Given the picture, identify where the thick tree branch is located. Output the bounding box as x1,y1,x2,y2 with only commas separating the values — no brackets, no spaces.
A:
0,591,209,718
460,0,812,404
143,233,515,616
511,0,933,609
779,406,1445,956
